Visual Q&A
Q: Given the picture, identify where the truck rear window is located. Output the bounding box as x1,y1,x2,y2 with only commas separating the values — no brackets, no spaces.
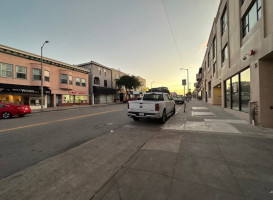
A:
143,94,164,101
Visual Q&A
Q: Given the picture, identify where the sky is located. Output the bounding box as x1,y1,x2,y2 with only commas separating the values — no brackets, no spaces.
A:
0,0,220,94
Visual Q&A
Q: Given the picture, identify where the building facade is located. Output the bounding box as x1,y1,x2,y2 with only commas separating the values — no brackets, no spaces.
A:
111,68,128,102
195,0,273,128
78,61,116,104
0,44,89,109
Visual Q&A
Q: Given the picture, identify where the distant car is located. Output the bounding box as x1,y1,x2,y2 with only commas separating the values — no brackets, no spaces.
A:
0,103,31,119
173,95,184,104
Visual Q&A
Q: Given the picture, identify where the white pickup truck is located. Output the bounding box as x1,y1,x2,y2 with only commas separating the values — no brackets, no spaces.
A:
127,92,176,123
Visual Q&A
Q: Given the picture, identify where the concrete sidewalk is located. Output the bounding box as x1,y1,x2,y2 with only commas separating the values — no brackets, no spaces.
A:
93,100,273,200
0,100,272,200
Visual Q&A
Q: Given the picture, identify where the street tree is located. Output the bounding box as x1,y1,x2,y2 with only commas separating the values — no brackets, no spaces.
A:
116,75,142,93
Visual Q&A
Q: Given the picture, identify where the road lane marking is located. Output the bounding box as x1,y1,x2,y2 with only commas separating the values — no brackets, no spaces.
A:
176,105,183,112
0,109,125,133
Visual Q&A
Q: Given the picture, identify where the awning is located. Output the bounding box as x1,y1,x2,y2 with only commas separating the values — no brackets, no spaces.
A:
93,86,117,95
0,83,51,95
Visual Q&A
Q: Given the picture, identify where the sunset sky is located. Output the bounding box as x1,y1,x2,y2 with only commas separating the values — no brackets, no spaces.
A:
0,0,219,94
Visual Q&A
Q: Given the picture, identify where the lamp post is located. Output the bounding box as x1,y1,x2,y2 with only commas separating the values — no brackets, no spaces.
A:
180,68,189,94
151,81,156,92
41,40,49,111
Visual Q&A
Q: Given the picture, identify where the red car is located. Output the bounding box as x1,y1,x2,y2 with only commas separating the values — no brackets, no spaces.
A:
123,98,141,103
0,103,32,119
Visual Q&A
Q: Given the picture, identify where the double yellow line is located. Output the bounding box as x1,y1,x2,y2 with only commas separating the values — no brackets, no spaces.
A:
0,109,124,133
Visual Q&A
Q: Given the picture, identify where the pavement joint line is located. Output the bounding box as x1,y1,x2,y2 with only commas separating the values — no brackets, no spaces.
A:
0,109,125,133
90,130,156,200
212,132,246,197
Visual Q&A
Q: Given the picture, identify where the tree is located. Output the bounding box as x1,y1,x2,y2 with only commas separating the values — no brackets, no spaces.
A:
116,75,142,91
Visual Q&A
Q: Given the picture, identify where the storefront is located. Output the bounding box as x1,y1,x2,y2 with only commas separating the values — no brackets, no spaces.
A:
93,86,116,104
0,83,51,109
224,68,250,112
61,91,88,106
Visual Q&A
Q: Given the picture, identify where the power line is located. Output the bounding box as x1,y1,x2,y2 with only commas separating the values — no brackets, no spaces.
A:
161,0,182,66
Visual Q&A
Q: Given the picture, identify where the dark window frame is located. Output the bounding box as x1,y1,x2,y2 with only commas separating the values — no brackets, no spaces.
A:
0,62,13,78
44,70,50,82
61,74,68,84
75,77,81,86
221,6,228,35
32,68,41,81
16,65,27,80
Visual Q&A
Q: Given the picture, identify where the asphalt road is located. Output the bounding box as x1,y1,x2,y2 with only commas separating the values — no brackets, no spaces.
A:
0,104,138,179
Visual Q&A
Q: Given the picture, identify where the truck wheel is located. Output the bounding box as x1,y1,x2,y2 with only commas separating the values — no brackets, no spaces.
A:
173,106,176,115
133,117,139,121
160,110,167,124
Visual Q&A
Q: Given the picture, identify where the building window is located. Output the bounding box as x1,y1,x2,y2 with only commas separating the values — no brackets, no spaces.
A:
225,79,231,108
0,63,13,78
44,70,50,82
104,80,107,87
242,0,262,37
225,68,250,112
81,79,86,87
208,81,211,98
69,75,73,85
98,67,101,75
16,66,27,79
213,62,216,75
207,52,210,70
94,77,100,85
76,78,81,86
61,74,68,84
231,74,240,111
222,44,228,63
221,7,227,35
213,37,216,59
104,69,106,76
32,68,41,80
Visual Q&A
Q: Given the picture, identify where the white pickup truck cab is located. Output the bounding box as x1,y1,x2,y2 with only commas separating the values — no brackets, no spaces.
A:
127,92,176,123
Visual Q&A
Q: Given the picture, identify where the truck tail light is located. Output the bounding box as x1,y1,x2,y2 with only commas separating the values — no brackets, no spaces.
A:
128,103,129,109
155,104,159,111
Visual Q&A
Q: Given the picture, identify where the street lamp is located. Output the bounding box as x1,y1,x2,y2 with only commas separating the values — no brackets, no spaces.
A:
151,81,156,92
41,40,49,111
180,68,189,94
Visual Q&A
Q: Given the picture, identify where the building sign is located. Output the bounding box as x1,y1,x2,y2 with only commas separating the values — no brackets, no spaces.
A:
68,91,88,95
0,83,51,94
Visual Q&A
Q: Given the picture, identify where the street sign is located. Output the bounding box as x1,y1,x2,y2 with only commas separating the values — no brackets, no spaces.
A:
182,79,186,86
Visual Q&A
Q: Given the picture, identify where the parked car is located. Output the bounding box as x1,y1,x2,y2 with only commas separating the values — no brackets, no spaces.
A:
127,92,175,124
0,103,31,119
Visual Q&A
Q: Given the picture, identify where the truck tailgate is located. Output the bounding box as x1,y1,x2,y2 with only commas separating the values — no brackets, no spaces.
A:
129,101,156,112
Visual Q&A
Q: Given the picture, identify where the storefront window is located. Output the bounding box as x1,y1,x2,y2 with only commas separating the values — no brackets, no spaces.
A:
225,79,231,108
240,68,250,112
232,75,240,110
30,97,44,106
63,95,70,103
75,95,87,103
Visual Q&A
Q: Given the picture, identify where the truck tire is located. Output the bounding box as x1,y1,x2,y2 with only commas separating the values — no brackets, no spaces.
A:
133,117,139,121
173,106,176,115
160,110,167,124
